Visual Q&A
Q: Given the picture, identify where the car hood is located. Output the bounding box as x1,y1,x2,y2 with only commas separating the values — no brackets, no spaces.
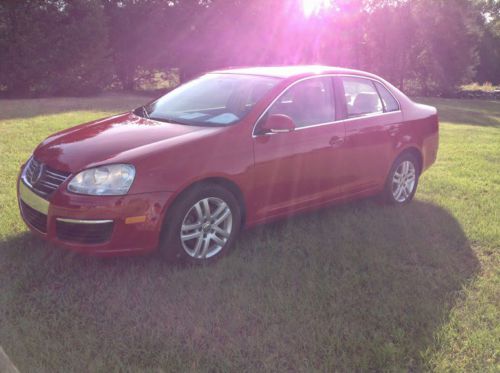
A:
33,112,215,172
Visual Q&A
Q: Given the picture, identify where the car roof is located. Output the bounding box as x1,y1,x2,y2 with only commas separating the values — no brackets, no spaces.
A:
212,65,374,79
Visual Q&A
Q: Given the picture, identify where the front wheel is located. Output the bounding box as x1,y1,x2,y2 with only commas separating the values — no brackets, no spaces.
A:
159,184,241,264
383,153,420,205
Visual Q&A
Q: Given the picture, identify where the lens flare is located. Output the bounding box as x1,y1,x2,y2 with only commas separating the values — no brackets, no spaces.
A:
301,0,333,17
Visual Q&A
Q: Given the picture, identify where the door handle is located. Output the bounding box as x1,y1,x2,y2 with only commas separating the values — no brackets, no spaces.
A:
329,136,344,147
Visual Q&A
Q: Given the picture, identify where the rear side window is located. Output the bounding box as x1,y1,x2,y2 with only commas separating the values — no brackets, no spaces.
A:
341,77,383,117
374,81,399,112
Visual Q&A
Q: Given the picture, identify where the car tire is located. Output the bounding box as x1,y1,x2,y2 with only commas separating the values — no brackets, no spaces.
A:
159,184,241,264
382,153,420,205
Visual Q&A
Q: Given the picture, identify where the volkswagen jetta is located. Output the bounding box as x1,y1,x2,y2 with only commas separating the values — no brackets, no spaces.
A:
17,66,439,263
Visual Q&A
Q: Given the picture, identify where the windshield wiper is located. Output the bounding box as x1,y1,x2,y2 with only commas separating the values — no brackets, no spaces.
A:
137,110,190,126
141,106,150,119
134,106,150,119
147,115,191,126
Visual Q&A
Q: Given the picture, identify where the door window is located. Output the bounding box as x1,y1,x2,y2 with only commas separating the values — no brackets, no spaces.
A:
374,81,400,112
342,77,383,117
267,77,335,128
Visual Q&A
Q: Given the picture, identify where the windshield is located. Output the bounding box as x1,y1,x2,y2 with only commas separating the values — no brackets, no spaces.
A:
138,74,280,126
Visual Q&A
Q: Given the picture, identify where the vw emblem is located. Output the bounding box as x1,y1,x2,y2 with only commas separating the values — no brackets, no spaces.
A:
31,162,44,185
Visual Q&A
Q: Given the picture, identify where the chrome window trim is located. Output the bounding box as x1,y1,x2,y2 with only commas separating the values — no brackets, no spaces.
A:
56,218,114,224
252,73,402,137
294,110,401,131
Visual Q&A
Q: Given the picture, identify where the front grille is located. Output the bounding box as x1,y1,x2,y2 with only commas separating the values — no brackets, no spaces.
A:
20,200,47,233
25,158,70,196
56,220,114,244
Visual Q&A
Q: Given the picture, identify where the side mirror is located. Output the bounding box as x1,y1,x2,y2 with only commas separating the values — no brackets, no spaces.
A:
261,114,295,134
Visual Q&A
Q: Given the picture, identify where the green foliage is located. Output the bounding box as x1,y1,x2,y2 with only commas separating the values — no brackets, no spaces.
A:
48,0,112,95
0,0,499,96
410,0,481,95
476,15,500,84
106,0,491,95
0,0,111,96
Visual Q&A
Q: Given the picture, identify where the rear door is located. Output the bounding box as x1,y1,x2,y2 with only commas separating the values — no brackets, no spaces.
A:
335,76,403,194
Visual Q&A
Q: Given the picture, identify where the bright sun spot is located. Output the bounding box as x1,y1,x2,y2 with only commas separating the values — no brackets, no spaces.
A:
301,0,333,17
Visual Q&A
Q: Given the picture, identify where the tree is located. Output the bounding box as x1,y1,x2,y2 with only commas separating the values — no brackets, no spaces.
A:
476,20,500,84
0,0,494,96
475,0,500,83
0,0,111,96
411,0,481,95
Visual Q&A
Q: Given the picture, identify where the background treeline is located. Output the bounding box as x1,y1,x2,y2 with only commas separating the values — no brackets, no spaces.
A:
0,0,499,97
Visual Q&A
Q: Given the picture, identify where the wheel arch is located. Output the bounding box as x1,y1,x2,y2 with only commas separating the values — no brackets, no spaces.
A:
164,176,247,229
396,146,423,175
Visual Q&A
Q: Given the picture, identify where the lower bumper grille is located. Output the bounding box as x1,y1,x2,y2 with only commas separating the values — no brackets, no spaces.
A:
20,200,47,233
56,220,114,244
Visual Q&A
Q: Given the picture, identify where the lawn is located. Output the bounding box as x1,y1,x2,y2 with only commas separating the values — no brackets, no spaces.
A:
0,95,498,372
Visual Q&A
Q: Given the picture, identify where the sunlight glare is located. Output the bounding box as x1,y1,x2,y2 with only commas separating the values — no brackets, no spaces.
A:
301,0,333,17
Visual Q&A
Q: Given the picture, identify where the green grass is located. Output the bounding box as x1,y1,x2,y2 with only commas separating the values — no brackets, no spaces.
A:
0,95,498,372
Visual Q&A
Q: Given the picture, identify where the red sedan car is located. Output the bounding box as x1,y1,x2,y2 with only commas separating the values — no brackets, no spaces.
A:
17,66,439,263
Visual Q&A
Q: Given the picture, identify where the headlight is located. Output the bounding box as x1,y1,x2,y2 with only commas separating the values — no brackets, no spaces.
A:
68,164,135,196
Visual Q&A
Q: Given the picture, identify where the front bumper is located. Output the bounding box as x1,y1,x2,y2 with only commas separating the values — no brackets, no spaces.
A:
17,176,173,256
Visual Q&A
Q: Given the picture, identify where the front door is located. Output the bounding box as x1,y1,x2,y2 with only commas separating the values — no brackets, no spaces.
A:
252,76,347,221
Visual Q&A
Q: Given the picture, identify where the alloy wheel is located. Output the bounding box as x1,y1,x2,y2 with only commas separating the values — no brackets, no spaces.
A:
180,197,233,259
391,160,416,203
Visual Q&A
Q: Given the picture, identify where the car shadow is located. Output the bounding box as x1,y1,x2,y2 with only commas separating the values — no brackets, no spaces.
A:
0,199,478,371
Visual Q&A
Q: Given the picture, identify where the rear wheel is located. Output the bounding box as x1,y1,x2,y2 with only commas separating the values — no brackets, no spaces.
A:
383,153,420,205
159,184,241,264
